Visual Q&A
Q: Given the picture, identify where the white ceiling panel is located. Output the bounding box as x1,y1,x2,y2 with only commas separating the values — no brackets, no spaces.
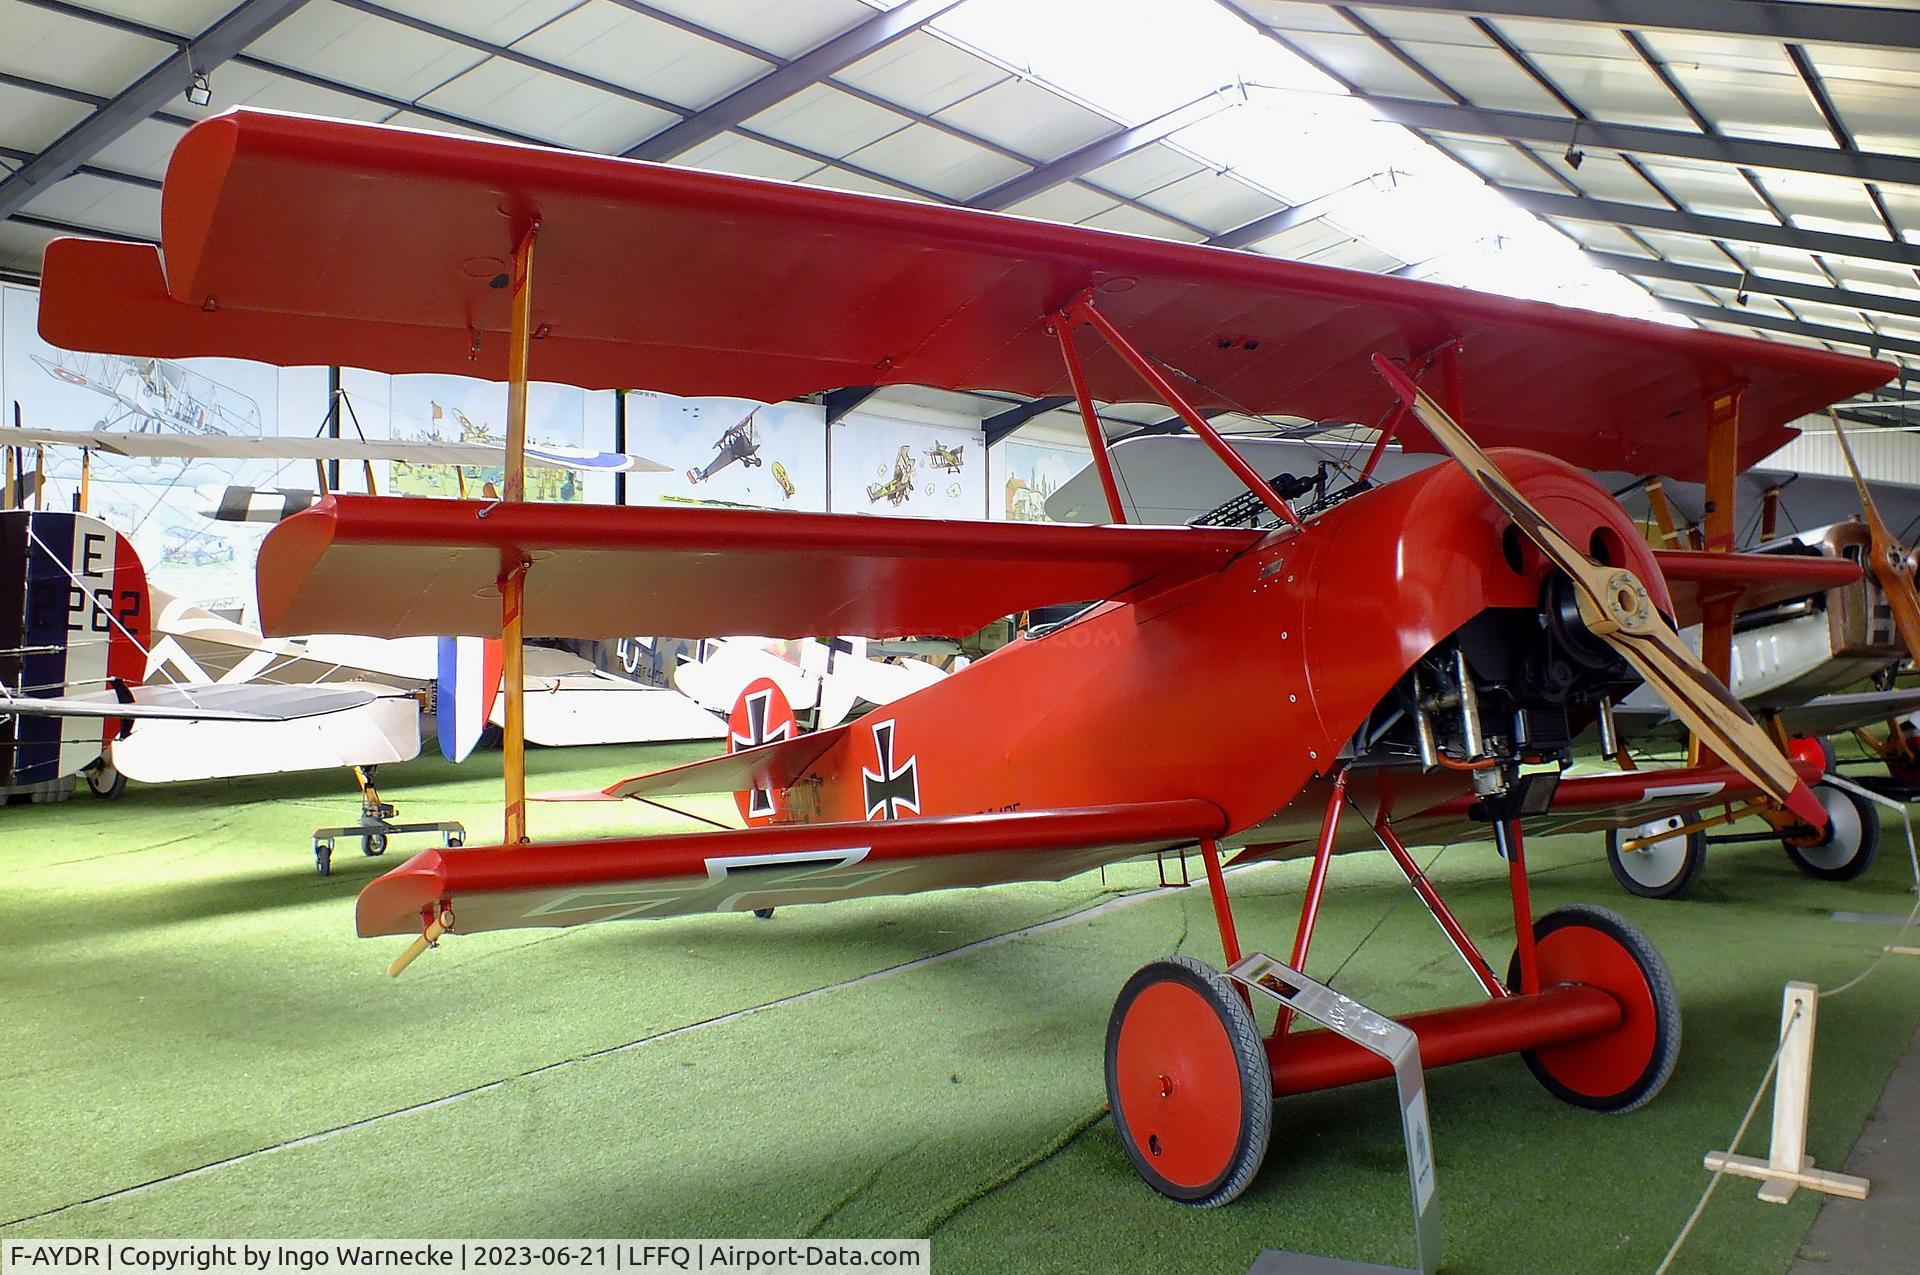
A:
794,163,929,202
1553,220,1653,256
1251,215,1357,259
676,130,823,182
516,1,770,111
380,109,511,141
252,2,486,102
1237,1,1353,37
1525,146,1662,205
836,30,1007,116
1638,36,1833,147
382,0,578,46
0,0,168,97
1137,169,1284,235
86,1,248,31
640,0,870,60
20,172,160,236
1084,145,1205,202
1392,43,1569,115
420,60,674,152
1304,236,1402,272
183,59,394,128
1077,202,1206,243
844,121,1026,200
1427,132,1558,191
1633,158,1776,218
934,77,1111,162
0,85,90,153
1870,186,1920,241
1719,243,1836,285
746,82,910,159
88,117,189,182
1269,31,1453,102
1752,169,1884,231
1823,258,1920,297
998,181,1120,225
1804,51,1920,160
1524,51,1697,131
0,220,59,276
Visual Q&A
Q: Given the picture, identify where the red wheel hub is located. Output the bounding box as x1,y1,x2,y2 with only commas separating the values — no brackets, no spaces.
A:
1112,981,1244,1191
1526,925,1656,1099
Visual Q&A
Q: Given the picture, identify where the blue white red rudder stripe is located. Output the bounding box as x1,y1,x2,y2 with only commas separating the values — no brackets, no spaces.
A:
436,635,504,763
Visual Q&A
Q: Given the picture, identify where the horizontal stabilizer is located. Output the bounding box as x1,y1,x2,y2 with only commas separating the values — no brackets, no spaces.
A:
357,800,1227,936
2,681,393,722
538,724,850,803
1653,549,1861,629
256,495,1260,641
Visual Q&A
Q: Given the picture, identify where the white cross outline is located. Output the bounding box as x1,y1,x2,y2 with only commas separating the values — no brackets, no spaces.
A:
730,685,793,818
521,846,915,922
862,719,920,821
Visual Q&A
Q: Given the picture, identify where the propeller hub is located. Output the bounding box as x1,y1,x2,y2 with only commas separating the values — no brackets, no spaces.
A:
1586,569,1654,638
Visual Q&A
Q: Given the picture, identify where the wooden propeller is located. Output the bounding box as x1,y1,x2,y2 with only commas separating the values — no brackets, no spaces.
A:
1826,408,1920,664
1371,354,1825,828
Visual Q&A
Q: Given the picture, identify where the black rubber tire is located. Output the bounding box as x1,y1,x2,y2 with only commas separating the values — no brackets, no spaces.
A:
1604,811,1705,899
753,907,775,920
315,847,332,877
84,762,126,800
363,833,389,857
1784,783,1880,881
1508,904,1681,1114
1105,955,1271,1208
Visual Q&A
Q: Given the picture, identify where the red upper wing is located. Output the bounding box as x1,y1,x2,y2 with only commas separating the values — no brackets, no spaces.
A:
41,111,1891,481
255,495,1260,639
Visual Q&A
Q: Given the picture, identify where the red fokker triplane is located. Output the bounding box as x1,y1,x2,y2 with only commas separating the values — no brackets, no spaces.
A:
40,110,1892,1207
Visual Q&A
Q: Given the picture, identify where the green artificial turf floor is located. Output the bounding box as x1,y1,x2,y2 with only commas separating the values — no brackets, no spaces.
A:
3,743,1918,1274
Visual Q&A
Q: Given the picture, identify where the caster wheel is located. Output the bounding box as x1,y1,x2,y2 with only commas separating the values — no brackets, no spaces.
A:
1106,955,1271,1207
1604,811,1704,899
753,908,775,920
85,762,126,799
447,834,465,848
363,833,389,857
315,845,333,877
1508,904,1679,1113
1783,783,1879,881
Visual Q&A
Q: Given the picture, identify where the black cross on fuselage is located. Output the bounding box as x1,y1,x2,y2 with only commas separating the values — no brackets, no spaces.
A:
862,720,919,820
732,688,791,818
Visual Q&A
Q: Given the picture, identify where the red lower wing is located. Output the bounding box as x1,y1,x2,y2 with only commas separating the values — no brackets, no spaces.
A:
358,800,1226,937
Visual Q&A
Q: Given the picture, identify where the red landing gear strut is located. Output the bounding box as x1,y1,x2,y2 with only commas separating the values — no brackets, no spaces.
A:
1106,773,1681,1206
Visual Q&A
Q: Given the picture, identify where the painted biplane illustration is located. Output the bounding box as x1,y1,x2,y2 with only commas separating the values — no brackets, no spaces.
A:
924,440,965,474
31,350,263,436
686,409,762,484
40,111,1897,1211
866,444,917,506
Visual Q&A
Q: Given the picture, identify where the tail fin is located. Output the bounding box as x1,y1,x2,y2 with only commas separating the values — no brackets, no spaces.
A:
727,676,798,824
0,510,151,785
436,635,503,763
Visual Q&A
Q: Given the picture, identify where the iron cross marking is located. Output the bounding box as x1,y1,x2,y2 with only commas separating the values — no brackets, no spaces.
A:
732,687,792,818
862,719,919,820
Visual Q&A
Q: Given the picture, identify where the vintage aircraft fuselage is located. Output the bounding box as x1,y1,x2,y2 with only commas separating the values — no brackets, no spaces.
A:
786,448,1659,835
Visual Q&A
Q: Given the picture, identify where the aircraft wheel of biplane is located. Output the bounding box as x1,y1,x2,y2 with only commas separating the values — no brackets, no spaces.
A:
1604,812,1705,900
1105,955,1271,1208
363,833,388,857
1507,905,1680,1114
83,759,126,800
1781,783,1880,882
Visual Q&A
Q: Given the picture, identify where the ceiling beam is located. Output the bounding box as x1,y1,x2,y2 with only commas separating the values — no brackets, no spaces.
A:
1661,297,1920,361
1585,251,1920,323
1355,95,1920,190
1207,201,1325,250
983,396,1072,447
625,0,965,162
970,89,1234,212
1300,1,1920,52
0,0,312,222
1499,187,1920,271
822,386,879,425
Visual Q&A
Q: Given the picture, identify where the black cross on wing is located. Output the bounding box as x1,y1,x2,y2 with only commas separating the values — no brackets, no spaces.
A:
862,719,919,821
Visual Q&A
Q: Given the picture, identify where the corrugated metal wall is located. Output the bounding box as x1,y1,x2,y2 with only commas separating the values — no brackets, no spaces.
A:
1767,414,1920,486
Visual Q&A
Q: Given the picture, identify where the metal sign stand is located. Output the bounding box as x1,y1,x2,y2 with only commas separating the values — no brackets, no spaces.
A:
1229,953,1441,1275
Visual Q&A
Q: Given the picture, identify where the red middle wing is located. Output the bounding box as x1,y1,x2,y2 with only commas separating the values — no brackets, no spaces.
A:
357,801,1227,937
257,496,1261,641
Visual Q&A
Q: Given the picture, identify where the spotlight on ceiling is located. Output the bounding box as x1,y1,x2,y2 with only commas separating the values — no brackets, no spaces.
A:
1735,271,1750,307
1563,144,1584,170
186,70,211,107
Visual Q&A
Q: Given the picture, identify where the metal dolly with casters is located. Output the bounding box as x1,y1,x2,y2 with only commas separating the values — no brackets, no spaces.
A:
311,765,466,875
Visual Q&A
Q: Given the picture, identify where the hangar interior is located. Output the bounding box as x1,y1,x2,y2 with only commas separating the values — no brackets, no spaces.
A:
3,2,1920,1273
